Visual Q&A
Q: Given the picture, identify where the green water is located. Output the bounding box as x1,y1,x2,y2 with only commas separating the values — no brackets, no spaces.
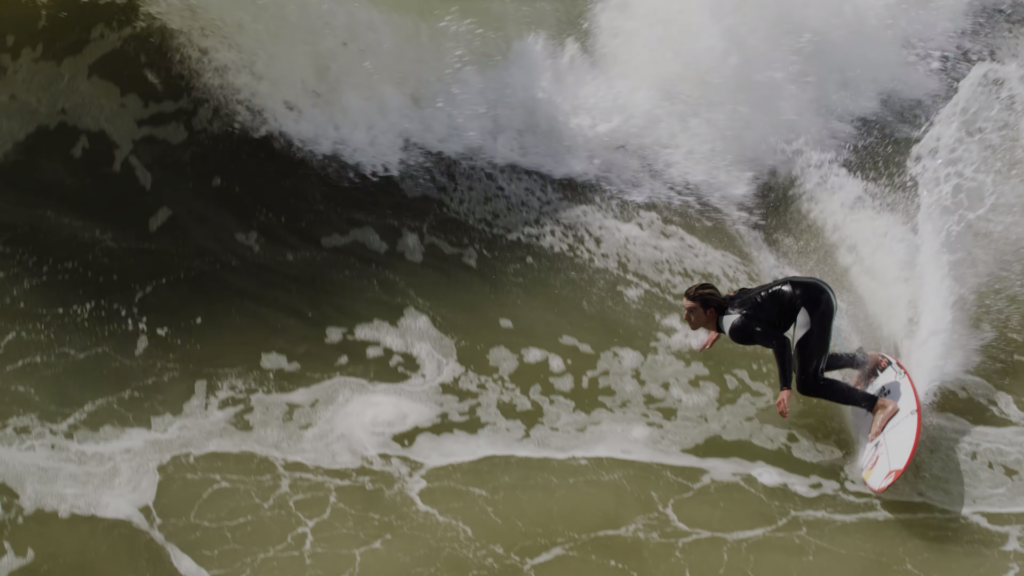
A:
1,0,1023,574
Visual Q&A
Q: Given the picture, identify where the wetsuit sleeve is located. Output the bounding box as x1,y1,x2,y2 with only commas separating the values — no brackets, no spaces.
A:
726,317,793,391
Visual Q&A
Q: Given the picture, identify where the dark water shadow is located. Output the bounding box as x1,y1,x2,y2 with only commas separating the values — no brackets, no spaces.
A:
875,408,970,542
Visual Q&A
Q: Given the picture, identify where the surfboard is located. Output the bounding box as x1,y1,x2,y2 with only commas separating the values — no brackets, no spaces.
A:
853,353,922,493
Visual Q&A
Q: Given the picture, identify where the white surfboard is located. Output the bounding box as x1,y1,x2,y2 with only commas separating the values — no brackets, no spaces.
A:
853,353,922,493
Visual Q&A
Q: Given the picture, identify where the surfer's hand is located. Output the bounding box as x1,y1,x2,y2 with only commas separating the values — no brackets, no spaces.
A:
699,332,720,351
776,389,791,419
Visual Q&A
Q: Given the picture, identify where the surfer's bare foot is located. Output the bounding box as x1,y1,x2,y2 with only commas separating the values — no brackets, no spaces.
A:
854,353,891,390
869,398,899,441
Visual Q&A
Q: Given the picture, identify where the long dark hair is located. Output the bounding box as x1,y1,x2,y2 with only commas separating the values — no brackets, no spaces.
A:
683,283,727,315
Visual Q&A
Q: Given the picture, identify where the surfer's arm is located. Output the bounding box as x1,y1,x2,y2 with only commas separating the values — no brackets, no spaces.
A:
726,318,793,391
699,331,720,351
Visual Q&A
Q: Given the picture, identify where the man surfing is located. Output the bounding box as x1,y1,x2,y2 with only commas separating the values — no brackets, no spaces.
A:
682,277,898,440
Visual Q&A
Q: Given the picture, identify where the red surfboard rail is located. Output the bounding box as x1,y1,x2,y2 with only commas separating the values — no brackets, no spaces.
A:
858,354,922,494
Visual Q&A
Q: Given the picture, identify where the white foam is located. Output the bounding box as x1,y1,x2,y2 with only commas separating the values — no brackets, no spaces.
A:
134,334,149,357
521,347,547,365
402,428,841,499
234,231,260,252
148,206,173,232
312,393,440,456
547,353,566,374
498,318,513,329
513,206,752,296
524,545,567,570
127,155,153,190
619,285,645,303
791,152,919,347
0,27,187,167
424,236,478,268
559,335,594,354
0,542,33,576
786,39,1024,406
655,314,712,352
70,135,89,158
487,346,518,377
0,333,16,356
324,326,346,344
903,53,1024,393
321,227,388,254
141,0,973,196
397,230,424,263
260,352,300,372
550,374,574,392
349,308,462,387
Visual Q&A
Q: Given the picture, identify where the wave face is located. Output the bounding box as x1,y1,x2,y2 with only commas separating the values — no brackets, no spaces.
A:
1,0,1023,574
141,0,973,191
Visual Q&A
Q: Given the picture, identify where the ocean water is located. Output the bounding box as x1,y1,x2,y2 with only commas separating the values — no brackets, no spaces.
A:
1,0,1023,574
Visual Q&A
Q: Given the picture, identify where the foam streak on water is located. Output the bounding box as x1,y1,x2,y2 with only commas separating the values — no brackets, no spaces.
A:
0,306,1020,572
0,309,840,567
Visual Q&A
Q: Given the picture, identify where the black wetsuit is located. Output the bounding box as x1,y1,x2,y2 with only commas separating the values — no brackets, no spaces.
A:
717,277,878,412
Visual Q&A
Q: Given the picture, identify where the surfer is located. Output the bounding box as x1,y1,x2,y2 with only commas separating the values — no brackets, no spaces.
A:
681,277,899,440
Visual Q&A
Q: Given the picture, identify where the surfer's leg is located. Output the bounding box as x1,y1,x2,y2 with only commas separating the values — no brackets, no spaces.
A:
852,353,891,389
790,282,880,412
823,349,868,372
795,345,879,411
824,349,891,389
790,279,899,439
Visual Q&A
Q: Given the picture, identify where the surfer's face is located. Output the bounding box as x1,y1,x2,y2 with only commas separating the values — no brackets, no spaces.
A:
682,298,710,330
